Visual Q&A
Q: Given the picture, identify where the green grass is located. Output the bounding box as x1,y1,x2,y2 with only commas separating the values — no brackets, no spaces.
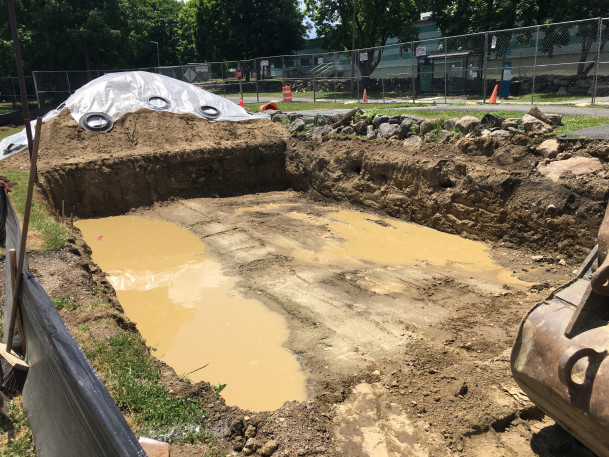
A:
51,296,78,311
0,101,38,116
0,399,35,457
84,332,212,444
0,127,21,140
244,101,427,112
554,115,609,136
4,171,68,250
505,92,588,103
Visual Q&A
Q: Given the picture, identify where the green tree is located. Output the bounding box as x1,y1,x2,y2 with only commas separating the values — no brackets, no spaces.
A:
304,0,422,82
536,0,609,77
176,0,198,64
193,0,306,62
429,0,609,77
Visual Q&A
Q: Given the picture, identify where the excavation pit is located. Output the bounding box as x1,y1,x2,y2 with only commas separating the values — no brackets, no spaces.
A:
8,107,609,456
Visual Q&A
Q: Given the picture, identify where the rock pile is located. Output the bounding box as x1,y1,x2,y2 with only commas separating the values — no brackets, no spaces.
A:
266,106,563,147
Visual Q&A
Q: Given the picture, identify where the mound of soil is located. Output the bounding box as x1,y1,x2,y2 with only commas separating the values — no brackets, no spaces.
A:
2,109,288,171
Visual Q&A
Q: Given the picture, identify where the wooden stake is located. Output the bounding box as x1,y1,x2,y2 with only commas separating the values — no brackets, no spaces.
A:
6,118,41,352
8,249,26,354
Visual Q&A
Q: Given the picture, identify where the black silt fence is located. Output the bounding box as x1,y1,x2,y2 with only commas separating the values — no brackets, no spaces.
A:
1,188,146,457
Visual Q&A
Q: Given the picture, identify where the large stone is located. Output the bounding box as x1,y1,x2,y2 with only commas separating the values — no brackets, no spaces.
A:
420,118,444,135
340,107,362,125
537,157,602,182
314,113,333,126
398,120,414,139
437,129,452,144
372,115,390,129
455,116,480,134
287,113,303,122
545,113,563,126
342,126,355,134
272,113,287,123
353,120,368,134
424,131,435,142
403,135,423,149
378,123,400,139
522,114,552,134
527,106,552,125
444,118,459,131
536,139,560,158
260,440,279,457
139,438,169,457
288,118,306,133
366,125,377,140
310,126,332,141
489,129,510,137
481,113,505,129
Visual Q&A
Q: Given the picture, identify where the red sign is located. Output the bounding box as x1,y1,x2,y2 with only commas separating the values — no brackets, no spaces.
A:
236,68,242,80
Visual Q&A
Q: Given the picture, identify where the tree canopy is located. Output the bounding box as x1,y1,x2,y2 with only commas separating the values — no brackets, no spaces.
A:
304,0,422,77
193,0,306,62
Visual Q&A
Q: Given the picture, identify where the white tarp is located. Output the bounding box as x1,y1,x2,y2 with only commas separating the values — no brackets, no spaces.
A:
1,71,266,160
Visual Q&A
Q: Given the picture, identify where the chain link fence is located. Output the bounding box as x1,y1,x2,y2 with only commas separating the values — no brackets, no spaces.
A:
20,17,609,108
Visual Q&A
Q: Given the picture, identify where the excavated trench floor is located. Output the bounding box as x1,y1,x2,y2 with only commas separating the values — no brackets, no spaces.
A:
21,110,609,456
72,189,593,457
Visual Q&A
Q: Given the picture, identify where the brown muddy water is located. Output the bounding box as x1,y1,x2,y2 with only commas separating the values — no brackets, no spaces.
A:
76,205,524,412
75,216,307,412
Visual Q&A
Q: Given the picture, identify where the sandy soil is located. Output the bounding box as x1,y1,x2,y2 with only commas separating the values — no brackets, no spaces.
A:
1,109,606,456
1,109,289,172
11,190,593,457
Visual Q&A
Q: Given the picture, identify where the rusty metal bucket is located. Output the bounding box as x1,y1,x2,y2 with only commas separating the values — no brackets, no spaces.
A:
512,207,609,456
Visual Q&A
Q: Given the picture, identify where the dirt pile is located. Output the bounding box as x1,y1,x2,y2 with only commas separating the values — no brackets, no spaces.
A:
2,108,288,171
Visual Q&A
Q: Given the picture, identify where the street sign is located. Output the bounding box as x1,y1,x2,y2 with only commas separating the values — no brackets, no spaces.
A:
415,47,426,57
491,36,497,49
359,52,368,62
195,65,209,72
183,67,196,82
260,60,269,67
236,68,242,80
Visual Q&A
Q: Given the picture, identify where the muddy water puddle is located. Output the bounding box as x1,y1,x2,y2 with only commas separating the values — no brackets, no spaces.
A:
76,216,306,412
246,204,525,287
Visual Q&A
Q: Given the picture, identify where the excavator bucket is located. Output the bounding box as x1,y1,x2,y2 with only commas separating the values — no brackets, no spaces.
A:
511,206,609,457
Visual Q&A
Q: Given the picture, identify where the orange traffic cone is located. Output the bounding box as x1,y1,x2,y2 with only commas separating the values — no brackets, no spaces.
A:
239,92,245,108
362,89,368,103
282,86,286,101
489,84,498,104
284,85,292,102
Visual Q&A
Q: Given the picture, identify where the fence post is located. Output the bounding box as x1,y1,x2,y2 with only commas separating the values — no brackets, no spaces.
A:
255,59,259,103
66,71,71,95
382,74,385,103
32,71,41,109
531,25,540,104
313,55,317,102
592,17,603,105
483,32,488,103
11,77,17,109
411,42,416,103
444,37,448,104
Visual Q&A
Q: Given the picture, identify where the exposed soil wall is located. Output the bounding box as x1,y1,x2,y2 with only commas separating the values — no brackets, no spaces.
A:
41,144,288,218
286,137,609,259
17,107,607,257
